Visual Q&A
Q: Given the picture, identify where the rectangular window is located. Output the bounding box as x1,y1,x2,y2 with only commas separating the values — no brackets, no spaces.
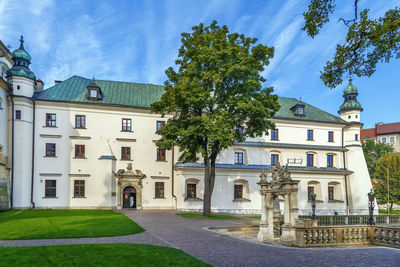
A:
271,154,279,166
155,182,165,198
15,110,21,120
390,136,396,143
306,154,314,166
45,143,56,157
122,118,132,132
157,148,166,161
46,113,56,127
187,183,196,198
307,186,314,201
156,121,165,131
121,147,131,160
234,152,244,164
355,134,359,141
74,180,85,197
75,145,85,158
271,129,279,140
328,186,334,200
381,137,387,143
75,115,86,128
328,131,334,142
307,129,314,141
45,180,56,197
234,184,243,199
327,154,333,167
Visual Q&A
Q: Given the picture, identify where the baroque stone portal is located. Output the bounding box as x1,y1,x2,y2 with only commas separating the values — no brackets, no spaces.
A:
114,163,146,209
257,162,300,245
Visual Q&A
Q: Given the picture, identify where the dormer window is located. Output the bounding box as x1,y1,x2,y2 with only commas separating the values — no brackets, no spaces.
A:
86,81,102,101
291,102,305,117
90,89,98,98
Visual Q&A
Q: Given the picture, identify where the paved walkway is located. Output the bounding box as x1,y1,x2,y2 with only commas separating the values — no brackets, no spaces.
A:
1,210,400,267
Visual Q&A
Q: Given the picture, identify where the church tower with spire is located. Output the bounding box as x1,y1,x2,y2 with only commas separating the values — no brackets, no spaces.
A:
6,36,36,208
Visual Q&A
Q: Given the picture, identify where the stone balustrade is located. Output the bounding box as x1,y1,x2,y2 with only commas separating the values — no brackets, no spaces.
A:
374,226,400,248
295,225,373,247
300,215,400,226
294,225,400,248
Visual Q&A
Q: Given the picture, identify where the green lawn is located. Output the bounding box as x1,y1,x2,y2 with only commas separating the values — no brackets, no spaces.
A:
0,209,144,240
245,215,261,219
176,212,240,220
379,209,400,214
0,244,208,266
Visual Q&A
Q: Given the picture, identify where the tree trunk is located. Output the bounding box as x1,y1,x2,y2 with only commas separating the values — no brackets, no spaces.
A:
210,153,217,195
203,157,212,216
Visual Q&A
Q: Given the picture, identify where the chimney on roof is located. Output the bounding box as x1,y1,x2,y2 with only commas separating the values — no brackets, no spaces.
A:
55,80,62,85
35,78,44,92
376,122,384,126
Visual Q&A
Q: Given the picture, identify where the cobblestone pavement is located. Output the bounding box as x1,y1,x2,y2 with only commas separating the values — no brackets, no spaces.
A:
1,210,400,267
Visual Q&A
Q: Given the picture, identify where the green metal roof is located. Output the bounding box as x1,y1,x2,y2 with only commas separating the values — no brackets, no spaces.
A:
35,76,165,109
12,49,31,61
339,100,362,112
343,80,358,95
35,76,345,124
275,97,345,124
6,68,35,80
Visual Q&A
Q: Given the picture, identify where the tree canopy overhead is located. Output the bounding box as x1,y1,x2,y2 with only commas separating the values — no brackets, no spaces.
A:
151,21,279,216
303,0,400,89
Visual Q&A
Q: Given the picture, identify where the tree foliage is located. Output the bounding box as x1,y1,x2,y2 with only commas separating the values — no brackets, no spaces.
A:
151,21,279,216
373,153,400,209
362,139,394,178
303,0,400,88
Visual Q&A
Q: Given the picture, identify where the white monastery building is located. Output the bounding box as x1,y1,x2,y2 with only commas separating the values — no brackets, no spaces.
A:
0,37,373,215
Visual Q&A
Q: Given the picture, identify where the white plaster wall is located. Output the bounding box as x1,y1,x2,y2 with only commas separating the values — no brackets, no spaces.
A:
33,102,175,209
8,76,34,98
0,87,8,156
217,146,344,169
345,146,373,214
340,110,361,123
175,168,347,215
12,99,33,208
248,120,344,146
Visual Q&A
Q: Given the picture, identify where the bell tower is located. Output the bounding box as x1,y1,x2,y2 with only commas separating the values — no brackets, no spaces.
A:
338,78,362,123
6,36,36,208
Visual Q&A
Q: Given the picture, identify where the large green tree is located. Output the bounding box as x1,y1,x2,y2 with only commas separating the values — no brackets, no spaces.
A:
151,21,279,216
362,139,394,178
303,0,400,88
373,153,400,210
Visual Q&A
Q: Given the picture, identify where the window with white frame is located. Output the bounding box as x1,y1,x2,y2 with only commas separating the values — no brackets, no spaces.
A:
381,137,387,143
390,136,396,143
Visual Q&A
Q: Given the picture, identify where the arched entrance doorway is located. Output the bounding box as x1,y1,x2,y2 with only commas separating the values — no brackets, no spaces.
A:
122,186,137,208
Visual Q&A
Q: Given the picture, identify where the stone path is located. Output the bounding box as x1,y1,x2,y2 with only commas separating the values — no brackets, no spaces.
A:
1,210,400,267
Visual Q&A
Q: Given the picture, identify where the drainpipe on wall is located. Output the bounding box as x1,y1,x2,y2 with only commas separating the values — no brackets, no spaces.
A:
342,124,349,214
30,98,35,209
10,95,14,209
171,147,177,209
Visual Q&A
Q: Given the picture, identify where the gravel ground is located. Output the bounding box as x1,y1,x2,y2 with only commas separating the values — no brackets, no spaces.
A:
1,210,400,267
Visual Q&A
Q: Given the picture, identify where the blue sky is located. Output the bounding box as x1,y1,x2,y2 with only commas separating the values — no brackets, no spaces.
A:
0,0,399,128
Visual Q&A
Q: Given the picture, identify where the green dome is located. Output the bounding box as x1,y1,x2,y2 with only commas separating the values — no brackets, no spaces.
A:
343,80,358,95
339,100,362,111
12,48,31,61
6,68,35,80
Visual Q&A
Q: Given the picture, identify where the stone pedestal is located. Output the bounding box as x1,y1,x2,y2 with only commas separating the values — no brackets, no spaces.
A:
280,225,296,245
257,223,274,242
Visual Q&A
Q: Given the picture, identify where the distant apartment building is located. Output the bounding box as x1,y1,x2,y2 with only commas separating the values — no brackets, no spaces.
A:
361,122,400,152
